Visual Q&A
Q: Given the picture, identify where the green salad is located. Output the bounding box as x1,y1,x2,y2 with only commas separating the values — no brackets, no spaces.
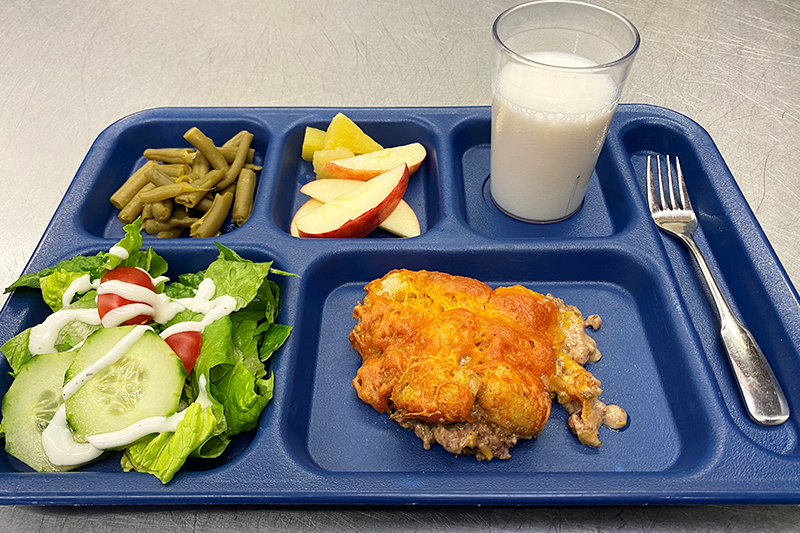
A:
0,219,292,483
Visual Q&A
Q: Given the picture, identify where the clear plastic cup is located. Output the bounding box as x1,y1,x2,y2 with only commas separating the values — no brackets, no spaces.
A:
490,0,640,223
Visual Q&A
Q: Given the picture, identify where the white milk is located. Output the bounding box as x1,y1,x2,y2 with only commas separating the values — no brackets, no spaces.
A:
490,51,619,222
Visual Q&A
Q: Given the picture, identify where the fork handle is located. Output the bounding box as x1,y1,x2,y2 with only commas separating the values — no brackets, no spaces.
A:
680,235,790,426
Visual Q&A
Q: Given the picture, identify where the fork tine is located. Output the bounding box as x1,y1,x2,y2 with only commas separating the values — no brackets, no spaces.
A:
675,156,692,211
657,155,668,210
666,155,678,209
646,155,660,213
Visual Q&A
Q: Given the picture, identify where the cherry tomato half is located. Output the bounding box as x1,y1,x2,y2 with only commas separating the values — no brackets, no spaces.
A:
97,266,156,326
164,331,202,373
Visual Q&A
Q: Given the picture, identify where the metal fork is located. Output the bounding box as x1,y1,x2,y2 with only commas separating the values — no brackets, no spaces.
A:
647,155,790,426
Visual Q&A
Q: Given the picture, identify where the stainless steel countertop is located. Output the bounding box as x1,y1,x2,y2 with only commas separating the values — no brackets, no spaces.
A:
1,0,799,530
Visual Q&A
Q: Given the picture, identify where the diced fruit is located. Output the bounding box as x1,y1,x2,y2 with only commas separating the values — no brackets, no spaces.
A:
313,147,355,179
301,126,326,161
299,178,420,238
64,326,185,440
324,143,427,181
295,164,409,238
290,198,324,237
323,113,383,154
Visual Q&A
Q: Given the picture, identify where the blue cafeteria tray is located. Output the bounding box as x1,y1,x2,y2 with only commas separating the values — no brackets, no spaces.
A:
1,105,800,505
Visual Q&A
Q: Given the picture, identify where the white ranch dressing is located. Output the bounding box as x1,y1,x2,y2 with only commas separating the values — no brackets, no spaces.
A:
61,325,152,401
108,245,129,260
41,404,104,466
61,274,99,308
29,309,102,355
44,375,213,466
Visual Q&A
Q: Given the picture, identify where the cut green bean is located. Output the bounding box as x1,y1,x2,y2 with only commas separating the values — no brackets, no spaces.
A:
183,127,228,171
157,227,185,239
219,146,255,164
191,149,210,177
118,182,155,223
190,191,233,238
110,160,158,209
158,164,191,177
151,198,174,222
146,166,176,188
232,168,256,226
143,148,195,165
138,182,207,204
222,130,248,148
216,132,253,190
174,169,225,208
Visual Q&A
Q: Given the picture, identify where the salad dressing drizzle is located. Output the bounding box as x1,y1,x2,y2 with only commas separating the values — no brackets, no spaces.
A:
29,309,102,355
29,242,243,468
44,375,213,466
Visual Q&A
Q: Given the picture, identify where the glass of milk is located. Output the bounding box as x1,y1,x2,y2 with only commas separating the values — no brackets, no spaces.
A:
491,1,640,223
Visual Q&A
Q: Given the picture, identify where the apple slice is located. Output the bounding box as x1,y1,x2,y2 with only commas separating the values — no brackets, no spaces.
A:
295,164,409,238
300,178,420,238
324,143,426,181
290,198,324,237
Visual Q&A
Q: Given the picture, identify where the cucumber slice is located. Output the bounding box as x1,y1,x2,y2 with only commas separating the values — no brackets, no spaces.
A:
65,326,185,440
2,351,77,472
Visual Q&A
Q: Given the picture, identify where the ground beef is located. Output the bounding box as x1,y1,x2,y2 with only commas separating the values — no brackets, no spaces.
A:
391,403,526,460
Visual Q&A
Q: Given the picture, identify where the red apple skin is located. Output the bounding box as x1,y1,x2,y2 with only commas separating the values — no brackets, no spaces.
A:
296,164,409,238
324,143,426,181
290,198,324,237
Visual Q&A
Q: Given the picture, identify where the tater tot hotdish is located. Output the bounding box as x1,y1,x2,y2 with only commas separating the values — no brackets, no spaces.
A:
348,269,627,460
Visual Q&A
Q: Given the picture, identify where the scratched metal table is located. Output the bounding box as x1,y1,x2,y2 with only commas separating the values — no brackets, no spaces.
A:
1,0,799,531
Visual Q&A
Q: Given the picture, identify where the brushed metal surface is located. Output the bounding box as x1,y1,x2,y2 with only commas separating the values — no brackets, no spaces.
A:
1,0,799,530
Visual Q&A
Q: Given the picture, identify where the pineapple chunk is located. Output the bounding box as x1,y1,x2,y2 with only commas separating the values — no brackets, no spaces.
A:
323,113,383,154
312,147,355,179
301,127,326,162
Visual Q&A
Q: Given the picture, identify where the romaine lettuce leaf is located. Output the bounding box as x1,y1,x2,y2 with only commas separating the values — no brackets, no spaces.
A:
40,270,88,312
4,219,166,296
1,329,32,375
121,402,218,484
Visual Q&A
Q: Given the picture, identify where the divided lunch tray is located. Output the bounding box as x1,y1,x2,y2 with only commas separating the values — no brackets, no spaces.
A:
1,105,800,505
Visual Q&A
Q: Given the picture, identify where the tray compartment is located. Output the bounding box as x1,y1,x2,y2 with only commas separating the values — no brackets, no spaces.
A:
0,242,293,476
451,115,636,239
76,114,272,240
285,247,716,474
622,118,800,455
274,115,442,238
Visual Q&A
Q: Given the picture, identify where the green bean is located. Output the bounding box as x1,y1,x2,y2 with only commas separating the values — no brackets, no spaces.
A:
142,203,154,224
143,210,198,234
219,146,255,164
183,127,228,171
222,130,248,147
190,191,233,238
158,164,191,177
151,198,174,222
216,131,253,190
243,163,262,172
232,168,256,226
191,149,210,177
174,169,225,208
146,166,176,188
110,160,158,209
118,182,155,223
138,182,207,204
143,148,195,165
157,227,185,239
